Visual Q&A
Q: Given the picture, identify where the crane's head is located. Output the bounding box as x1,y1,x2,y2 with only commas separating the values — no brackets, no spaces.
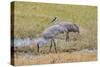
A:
33,37,49,46
72,24,80,33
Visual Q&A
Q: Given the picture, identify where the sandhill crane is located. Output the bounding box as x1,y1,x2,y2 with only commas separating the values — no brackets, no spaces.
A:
34,17,80,53
58,22,80,41
34,24,65,53
51,17,80,41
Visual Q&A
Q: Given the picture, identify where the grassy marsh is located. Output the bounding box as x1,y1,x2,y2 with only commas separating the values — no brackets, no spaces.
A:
11,1,97,65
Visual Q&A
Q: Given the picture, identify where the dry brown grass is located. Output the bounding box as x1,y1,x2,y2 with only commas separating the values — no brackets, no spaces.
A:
13,49,97,66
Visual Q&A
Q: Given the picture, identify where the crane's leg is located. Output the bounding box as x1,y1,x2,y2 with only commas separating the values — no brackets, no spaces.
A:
37,44,39,53
49,39,53,52
52,39,57,53
66,32,69,41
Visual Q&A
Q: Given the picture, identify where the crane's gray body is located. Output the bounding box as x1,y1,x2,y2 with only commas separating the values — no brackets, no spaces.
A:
42,24,65,39
56,22,79,33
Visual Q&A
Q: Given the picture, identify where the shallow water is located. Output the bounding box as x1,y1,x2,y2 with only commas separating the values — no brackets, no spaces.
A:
12,37,49,47
13,38,35,47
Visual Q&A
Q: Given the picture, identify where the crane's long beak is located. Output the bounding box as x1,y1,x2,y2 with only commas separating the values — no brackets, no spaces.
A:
37,44,39,53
